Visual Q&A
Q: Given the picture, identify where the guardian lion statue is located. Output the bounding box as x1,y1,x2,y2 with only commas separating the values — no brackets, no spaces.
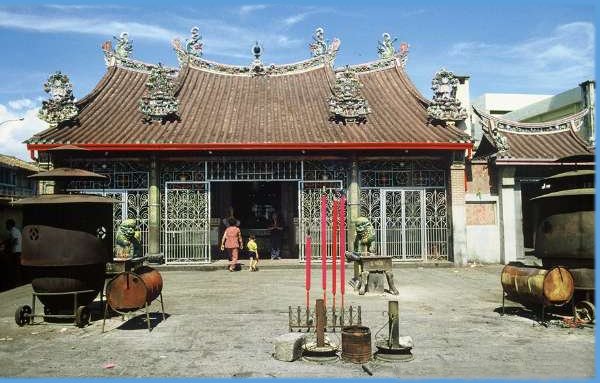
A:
114,219,142,261
346,216,399,295
353,216,376,253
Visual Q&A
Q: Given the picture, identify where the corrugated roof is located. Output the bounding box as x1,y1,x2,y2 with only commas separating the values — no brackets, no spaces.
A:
28,60,469,148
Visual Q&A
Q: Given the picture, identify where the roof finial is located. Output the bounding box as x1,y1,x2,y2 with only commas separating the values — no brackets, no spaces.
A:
38,72,79,127
250,41,265,75
113,32,133,59
139,63,179,123
377,32,397,59
328,67,371,124
427,68,467,124
185,27,203,58
309,27,341,58
252,41,262,60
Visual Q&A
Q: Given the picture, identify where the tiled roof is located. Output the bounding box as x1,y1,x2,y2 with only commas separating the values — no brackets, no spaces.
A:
472,106,593,162
0,154,38,172
28,61,470,149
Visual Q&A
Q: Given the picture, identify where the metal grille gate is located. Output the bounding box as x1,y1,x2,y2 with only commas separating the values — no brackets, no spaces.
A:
164,182,210,264
299,180,343,260
379,188,448,261
381,189,424,260
77,189,149,256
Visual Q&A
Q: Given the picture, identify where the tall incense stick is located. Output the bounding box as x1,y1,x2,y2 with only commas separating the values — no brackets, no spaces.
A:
340,195,346,309
320,193,327,307
305,235,311,311
332,198,338,311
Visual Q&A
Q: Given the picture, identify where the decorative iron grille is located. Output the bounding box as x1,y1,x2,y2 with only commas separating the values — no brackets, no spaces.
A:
160,161,207,184
164,182,210,264
361,188,448,261
359,159,446,188
299,180,343,260
67,160,149,189
75,189,149,257
207,160,301,181
303,160,349,186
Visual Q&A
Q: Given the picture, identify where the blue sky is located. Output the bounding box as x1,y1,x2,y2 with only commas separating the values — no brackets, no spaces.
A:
0,0,595,159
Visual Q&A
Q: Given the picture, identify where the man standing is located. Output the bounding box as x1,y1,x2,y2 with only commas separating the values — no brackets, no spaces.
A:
5,219,22,286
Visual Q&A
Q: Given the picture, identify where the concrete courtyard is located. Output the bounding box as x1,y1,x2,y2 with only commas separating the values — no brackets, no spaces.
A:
0,263,595,378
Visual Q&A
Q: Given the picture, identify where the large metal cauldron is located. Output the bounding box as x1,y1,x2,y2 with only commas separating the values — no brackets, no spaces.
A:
15,194,114,312
532,170,594,269
501,264,574,306
106,266,163,312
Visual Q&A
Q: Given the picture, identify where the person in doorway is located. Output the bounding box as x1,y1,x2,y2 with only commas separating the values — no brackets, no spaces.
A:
247,234,259,271
268,212,284,260
4,219,22,286
220,217,243,272
222,206,240,228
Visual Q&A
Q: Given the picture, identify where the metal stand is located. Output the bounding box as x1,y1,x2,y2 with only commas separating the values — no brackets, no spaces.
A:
15,289,100,328
302,299,339,362
373,301,414,362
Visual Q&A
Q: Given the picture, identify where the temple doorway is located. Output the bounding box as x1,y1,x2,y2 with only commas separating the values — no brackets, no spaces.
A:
210,181,299,259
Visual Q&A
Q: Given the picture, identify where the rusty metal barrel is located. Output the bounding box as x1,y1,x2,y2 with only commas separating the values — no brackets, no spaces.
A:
341,325,372,363
501,264,574,306
106,266,163,312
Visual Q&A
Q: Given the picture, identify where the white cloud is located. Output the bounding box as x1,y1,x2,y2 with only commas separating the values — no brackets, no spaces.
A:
7,98,35,111
0,10,179,42
238,5,268,16
282,13,310,26
447,21,594,92
0,103,47,160
44,4,131,11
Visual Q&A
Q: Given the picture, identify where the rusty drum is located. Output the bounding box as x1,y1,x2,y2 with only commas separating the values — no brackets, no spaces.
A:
341,325,372,363
501,265,574,306
106,266,163,312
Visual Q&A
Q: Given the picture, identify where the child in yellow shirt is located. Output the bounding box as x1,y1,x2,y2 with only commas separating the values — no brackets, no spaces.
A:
247,234,259,271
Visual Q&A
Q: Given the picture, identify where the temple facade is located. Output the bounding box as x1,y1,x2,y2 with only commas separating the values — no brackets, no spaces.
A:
27,28,476,265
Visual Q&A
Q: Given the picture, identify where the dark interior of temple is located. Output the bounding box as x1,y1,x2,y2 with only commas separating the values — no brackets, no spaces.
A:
211,181,298,259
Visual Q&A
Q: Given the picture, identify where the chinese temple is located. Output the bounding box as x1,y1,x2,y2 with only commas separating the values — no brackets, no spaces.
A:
27,28,474,264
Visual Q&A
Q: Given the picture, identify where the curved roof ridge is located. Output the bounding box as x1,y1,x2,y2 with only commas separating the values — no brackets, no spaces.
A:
172,38,334,77
184,55,331,77
473,105,589,134
103,44,179,75
393,65,431,107
339,56,398,74
76,66,118,109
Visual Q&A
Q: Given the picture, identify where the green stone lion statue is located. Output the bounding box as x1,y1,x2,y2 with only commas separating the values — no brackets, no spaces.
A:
353,216,376,253
114,218,142,261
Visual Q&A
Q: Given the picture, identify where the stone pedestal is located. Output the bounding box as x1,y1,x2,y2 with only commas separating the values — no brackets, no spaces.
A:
273,332,306,362
367,272,386,293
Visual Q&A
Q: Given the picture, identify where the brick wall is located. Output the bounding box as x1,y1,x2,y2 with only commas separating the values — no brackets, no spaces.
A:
450,163,466,206
466,162,498,195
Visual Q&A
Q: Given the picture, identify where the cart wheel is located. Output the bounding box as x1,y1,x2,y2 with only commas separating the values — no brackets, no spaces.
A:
574,301,595,323
15,305,32,327
75,306,90,328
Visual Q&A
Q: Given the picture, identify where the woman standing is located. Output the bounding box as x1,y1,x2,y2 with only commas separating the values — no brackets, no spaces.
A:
221,217,243,272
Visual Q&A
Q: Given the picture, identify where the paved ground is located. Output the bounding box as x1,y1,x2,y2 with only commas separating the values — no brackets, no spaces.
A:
0,263,595,378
